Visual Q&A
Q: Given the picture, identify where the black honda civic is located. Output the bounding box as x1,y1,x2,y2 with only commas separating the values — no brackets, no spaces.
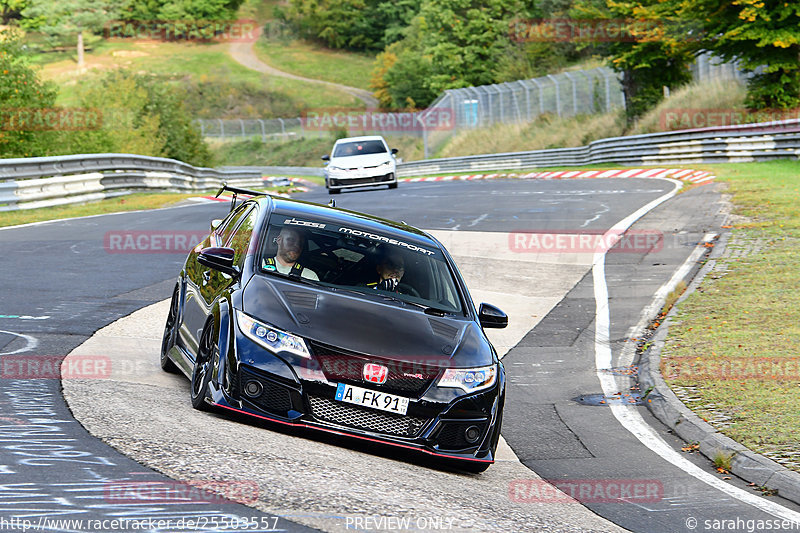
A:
161,186,508,471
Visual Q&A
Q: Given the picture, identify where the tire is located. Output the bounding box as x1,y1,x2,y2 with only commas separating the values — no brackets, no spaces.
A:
328,187,341,195
160,285,180,373
388,181,398,189
190,322,217,411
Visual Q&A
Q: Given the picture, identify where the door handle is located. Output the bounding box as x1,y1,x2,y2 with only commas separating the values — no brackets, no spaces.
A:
202,271,211,285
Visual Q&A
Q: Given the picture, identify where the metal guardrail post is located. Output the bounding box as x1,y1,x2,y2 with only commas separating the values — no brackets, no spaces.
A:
602,69,612,112
417,114,429,159
530,78,545,116
563,72,578,115
547,74,561,118
258,119,266,142
519,80,532,121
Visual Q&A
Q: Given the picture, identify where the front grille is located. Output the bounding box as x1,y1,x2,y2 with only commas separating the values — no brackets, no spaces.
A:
308,395,428,438
436,421,487,450
337,175,387,185
240,368,293,415
310,342,439,396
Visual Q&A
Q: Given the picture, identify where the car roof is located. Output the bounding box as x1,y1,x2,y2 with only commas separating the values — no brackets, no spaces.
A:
256,196,436,246
333,135,386,144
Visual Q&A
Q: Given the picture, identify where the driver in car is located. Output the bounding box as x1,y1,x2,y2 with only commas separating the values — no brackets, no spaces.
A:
263,226,319,281
367,249,410,293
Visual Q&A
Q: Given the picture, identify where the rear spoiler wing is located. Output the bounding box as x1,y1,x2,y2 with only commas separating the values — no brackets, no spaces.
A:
216,183,267,212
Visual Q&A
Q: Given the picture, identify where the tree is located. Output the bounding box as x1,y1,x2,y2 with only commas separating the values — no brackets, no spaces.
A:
22,0,123,67
1,0,27,24
375,0,520,108
675,0,800,109
124,0,246,21
573,0,697,123
0,30,59,157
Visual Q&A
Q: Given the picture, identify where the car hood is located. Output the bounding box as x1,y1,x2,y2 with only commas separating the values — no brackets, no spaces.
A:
329,153,393,168
242,275,492,367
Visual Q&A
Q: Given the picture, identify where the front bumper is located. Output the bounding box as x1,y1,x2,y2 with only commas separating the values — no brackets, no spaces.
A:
210,343,503,464
326,172,396,189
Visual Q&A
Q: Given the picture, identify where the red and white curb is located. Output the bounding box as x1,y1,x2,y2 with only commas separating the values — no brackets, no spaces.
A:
402,168,715,185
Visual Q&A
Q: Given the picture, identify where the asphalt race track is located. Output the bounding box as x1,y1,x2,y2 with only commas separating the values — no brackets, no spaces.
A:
2,177,800,532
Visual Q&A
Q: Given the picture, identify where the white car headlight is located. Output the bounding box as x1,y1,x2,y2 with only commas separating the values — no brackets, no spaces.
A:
328,165,347,173
377,161,392,170
236,310,310,359
437,365,497,392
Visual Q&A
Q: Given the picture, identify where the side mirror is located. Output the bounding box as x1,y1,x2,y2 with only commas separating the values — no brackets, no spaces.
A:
198,247,239,277
478,303,507,329
391,148,398,155
321,154,330,161
210,219,223,232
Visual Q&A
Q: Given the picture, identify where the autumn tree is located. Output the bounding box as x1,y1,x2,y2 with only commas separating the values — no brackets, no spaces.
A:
675,0,800,109
573,0,697,123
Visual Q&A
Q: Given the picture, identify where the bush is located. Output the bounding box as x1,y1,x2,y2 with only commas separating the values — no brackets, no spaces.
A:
0,30,60,158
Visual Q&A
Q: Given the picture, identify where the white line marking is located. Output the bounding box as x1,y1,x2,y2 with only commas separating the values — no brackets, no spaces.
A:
469,213,489,227
592,179,800,521
0,330,38,355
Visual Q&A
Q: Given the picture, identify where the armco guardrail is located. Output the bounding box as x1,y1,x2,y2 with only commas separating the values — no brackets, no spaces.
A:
0,153,264,211
2,119,799,210
395,118,800,177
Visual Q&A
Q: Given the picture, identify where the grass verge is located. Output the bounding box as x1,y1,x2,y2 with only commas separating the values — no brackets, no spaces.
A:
0,192,202,228
255,37,376,91
660,160,800,472
40,41,362,111
211,135,425,167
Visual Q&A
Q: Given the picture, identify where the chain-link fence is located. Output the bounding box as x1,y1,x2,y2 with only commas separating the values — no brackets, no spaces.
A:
196,66,626,153
417,67,625,156
691,51,758,84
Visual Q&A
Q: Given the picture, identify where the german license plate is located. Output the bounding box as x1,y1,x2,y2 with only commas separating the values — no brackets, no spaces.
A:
335,383,409,415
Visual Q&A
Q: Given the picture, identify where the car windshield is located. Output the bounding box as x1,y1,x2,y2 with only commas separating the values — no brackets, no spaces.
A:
333,140,387,157
258,214,463,314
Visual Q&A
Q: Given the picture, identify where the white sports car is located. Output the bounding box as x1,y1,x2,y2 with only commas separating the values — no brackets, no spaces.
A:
322,135,398,194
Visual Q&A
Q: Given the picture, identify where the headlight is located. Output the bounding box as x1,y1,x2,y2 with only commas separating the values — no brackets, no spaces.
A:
236,310,310,359
437,365,496,392
377,161,392,170
328,165,346,173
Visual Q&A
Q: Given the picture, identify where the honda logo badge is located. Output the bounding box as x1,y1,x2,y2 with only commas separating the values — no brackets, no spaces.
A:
363,363,388,384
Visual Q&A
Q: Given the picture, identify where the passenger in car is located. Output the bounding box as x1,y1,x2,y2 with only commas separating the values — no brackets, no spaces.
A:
263,226,319,281
367,249,409,293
